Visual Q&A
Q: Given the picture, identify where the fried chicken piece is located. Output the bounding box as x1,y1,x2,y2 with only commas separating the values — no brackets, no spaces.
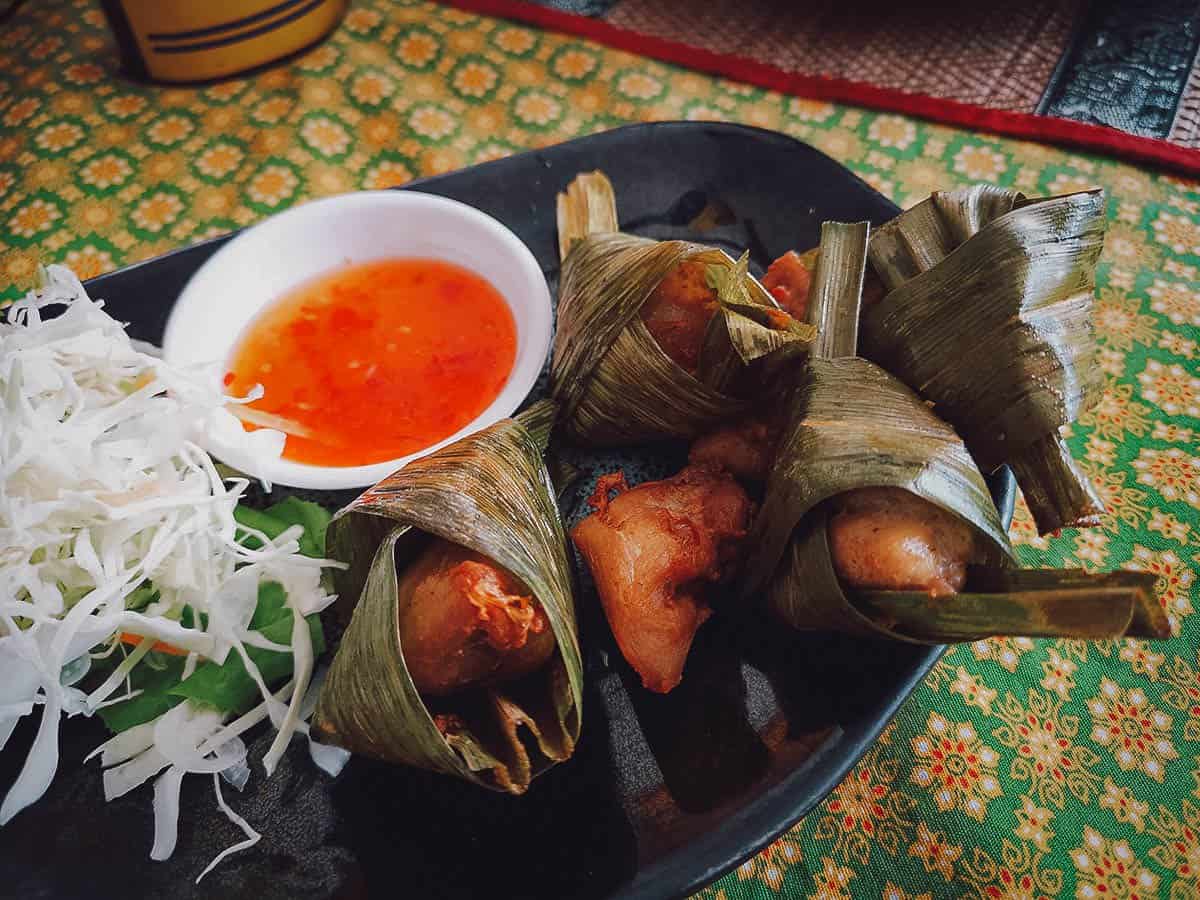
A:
762,247,887,320
688,418,778,484
827,487,979,597
397,539,556,696
571,466,754,693
639,260,720,374
761,249,816,320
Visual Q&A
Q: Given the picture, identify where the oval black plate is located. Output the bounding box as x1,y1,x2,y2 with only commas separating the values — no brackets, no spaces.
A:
0,122,1014,900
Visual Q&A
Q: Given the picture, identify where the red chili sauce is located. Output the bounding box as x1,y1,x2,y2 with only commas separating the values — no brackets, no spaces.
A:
225,259,517,467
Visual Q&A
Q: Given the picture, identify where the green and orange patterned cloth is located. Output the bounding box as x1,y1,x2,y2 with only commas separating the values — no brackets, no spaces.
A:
2,2,1199,897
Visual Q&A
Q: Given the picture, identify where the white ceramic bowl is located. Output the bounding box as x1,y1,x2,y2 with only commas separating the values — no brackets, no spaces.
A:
163,191,553,490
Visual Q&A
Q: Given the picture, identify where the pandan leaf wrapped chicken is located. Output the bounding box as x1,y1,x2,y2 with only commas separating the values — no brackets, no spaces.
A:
861,185,1107,534
551,171,816,446
311,401,583,793
742,221,1171,643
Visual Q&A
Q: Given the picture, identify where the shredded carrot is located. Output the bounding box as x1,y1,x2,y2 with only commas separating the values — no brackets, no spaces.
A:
119,632,188,656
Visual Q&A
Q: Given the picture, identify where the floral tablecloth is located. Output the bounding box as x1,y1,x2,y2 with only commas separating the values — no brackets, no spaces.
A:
2,1,1199,897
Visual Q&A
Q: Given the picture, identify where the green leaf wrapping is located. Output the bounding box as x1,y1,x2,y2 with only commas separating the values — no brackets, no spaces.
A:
862,186,1107,533
550,171,814,446
745,217,1170,644
698,251,815,391
854,568,1171,642
741,221,1015,642
744,356,1016,641
311,400,582,794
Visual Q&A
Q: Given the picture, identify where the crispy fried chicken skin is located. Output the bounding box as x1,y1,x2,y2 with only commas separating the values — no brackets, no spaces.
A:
688,418,778,484
397,539,555,696
827,487,979,597
639,260,720,374
571,466,754,693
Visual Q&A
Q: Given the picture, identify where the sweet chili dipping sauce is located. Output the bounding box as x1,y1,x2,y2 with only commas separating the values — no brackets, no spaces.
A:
225,259,517,467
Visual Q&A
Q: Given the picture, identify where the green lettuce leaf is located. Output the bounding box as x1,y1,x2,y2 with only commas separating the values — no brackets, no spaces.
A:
95,500,332,732
168,591,325,714
234,497,332,559
96,655,186,733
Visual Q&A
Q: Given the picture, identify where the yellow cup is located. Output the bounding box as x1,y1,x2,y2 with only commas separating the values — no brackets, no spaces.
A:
100,0,348,83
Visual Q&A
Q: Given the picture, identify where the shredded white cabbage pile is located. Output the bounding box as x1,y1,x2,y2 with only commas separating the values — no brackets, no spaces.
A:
0,266,349,879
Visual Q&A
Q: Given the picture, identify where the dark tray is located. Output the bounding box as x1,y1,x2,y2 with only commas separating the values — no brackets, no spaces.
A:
0,122,1014,900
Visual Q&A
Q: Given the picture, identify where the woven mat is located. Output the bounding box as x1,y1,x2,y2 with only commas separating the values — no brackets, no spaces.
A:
438,0,1200,174
597,0,1079,113
2,1,1200,899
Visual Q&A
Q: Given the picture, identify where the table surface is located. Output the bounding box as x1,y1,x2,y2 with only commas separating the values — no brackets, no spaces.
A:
1,1,1199,898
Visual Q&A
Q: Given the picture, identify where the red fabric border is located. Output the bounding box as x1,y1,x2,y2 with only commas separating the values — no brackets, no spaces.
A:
437,0,1200,176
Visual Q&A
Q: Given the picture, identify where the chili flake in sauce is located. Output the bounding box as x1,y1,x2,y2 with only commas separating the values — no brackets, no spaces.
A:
225,259,517,467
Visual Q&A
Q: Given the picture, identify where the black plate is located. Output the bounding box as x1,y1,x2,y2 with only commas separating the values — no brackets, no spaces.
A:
0,122,1015,900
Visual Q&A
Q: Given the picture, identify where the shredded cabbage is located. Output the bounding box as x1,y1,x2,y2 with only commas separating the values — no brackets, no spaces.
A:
0,266,342,872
